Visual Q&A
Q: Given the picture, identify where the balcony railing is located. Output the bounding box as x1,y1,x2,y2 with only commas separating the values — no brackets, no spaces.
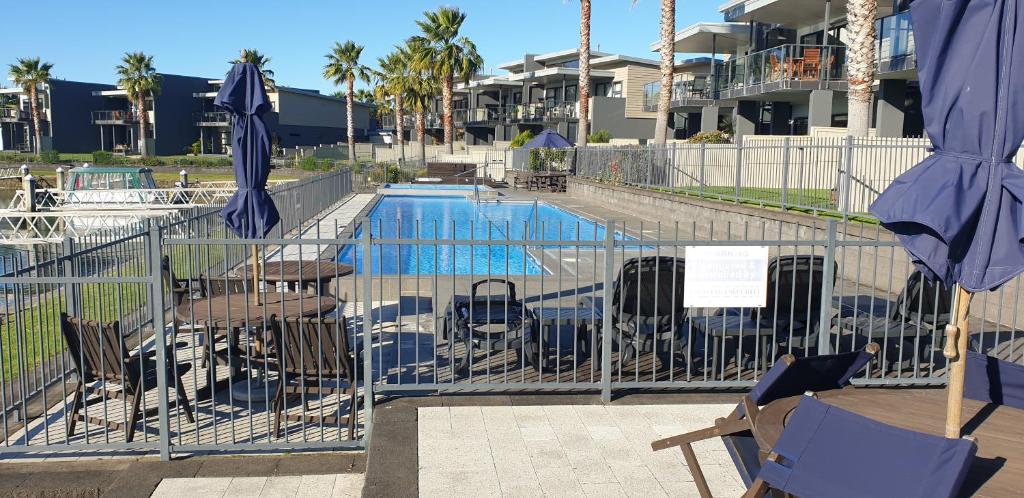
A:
877,10,915,73
0,108,30,121
91,110,139,124
381,112,444,130
643,73,715,111
194,111,231,126
716,44,847,99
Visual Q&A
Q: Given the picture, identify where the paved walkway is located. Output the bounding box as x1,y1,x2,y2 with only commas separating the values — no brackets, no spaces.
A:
275,193,374,260
152,473,364,498
418,404,745,497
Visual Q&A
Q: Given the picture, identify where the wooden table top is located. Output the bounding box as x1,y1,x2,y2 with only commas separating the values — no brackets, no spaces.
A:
758,389,1024,497
258,261,354,282
175,292,336,329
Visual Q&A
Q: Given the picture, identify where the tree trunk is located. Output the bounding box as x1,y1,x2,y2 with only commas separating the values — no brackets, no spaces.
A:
846,0,877,137
137,96,149,156
653,0,676,144
442,74,454,155
395,93,406,163
578,0,592,146
28,86,42,156
347,77,357,166
416,111,427,167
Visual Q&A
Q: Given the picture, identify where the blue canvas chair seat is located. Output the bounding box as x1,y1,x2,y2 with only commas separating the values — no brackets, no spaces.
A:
965,351,1024,410
746,396,977,498
651,345,878,498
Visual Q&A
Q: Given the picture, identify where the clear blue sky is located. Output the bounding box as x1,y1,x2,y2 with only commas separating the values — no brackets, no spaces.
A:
4,1,721,94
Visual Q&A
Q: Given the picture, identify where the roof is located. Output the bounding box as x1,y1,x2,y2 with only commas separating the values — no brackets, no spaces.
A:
718,0,894,25
591,55,661,68
69,166,153,174
497,48,612,71
653,22,749,54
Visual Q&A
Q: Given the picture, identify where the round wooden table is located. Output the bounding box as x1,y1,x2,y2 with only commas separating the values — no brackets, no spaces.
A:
758,389,1024,497
249,261,353,296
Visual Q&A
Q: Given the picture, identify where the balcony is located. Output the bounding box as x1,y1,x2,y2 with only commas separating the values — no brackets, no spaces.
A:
91,110,138,125
194,111,231,126
0,108,30,122
643,73,716,112
716,44,847,100
381,112,444,131
877,10,915,76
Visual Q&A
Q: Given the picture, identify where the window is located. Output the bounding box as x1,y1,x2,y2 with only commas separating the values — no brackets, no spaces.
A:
610,82,623,98
594,83,610,97
565,85,578,103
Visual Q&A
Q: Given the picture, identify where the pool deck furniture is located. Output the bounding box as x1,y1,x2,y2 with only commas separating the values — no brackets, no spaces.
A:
254,261,353,296
747,395,977,498
526,306,601,372
60,314,195,443
755,388,1020,497
174,292,336,399
965,351,1024,410
440,279,534,376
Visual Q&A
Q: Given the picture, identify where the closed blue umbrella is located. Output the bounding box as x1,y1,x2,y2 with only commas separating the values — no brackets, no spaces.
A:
216,62,279,238
870,0,1024,437
523,129,573,150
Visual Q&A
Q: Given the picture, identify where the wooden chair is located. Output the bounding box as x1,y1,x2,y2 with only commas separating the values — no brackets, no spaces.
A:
768,53,783,80
651,345,878,498
203,276,253,297
61,314,195,443
269,316,358,440
800,48,821,80
161,255,204,307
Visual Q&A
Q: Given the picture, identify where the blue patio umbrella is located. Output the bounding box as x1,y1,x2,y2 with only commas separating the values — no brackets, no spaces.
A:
215,63,279,304
523,129,573,150
870,0,1024,437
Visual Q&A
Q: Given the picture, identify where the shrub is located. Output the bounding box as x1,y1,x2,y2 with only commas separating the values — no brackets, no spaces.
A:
528,148,569,172
685,130,732,144
509,130,534,148
190,140,202,156
91,150,114,164
38,150,61,164
587,129,612,144
140,156,162,167
368,163,418,183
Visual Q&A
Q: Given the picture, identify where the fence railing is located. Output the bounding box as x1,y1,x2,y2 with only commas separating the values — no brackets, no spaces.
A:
90,110,138,124
573,137,942,217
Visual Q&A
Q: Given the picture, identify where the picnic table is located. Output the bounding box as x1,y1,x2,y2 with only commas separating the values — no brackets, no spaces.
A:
757,388,1024,497
255,260,353,296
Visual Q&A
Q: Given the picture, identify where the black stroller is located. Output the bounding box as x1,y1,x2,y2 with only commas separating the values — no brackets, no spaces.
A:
439,279,535,376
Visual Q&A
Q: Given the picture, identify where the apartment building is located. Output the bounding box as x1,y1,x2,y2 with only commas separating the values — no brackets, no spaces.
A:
1,79,113,153
649,0,920,138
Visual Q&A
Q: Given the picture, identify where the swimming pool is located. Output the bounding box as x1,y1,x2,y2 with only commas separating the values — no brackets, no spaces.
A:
338,196,631,275
383,183,492,191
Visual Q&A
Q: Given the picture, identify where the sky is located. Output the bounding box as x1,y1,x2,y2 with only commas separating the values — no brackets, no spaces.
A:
3,0,722,94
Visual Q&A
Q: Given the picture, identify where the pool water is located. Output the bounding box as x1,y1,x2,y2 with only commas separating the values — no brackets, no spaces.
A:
383,183,492,191
338,196,630,275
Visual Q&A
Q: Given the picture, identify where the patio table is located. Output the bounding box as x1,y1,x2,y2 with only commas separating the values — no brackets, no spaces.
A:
756,388,1024,497
174,292,337,400
252,260,353,296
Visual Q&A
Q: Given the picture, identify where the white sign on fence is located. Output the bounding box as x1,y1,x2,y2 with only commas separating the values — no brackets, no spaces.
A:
684,246,770,308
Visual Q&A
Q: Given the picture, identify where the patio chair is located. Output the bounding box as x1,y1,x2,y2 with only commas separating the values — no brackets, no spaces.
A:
833,270,953,371
269,316,358,440
800,48,822,80
581,256,688,371
689,75,708,98
61,314,195,443
161,255,204,307
439,279,535,375
965,350,1024,410
203,275,253,296
651,344,878,498
744,395,977,498
694,255,833,376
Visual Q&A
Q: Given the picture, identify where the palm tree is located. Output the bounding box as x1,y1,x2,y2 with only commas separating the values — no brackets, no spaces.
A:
323,41,373,166
376,47,413,163
653,0,675,144
405,39,439,166
846,0,877,136
578,0,592,146
230,49,276,90
8,57,53,155
409,7,483,154
115,52,161,157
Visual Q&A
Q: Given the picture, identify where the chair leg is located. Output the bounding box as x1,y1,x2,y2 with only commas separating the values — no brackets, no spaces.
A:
175,376,195,424
347,386,357,440
680,443,713,498
272,381,285,439
741,452,782,498
124,383,144,443
66,382,84,439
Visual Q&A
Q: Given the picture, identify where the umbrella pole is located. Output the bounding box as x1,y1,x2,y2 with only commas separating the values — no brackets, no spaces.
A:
943,284,972,438
252,244,261,306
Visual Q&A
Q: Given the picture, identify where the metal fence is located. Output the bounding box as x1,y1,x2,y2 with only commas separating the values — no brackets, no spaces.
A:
573,137,938,217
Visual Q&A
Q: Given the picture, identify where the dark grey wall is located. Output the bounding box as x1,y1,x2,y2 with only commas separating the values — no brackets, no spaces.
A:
153,74,209,156
589,96,655,140
49,80,116,153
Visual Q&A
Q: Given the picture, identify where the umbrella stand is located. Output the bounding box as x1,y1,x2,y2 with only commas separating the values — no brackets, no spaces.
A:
943,285,973,438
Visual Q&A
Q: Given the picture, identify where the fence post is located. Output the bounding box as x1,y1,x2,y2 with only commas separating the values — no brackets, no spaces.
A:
841,135,854,219
734,135,743,203
699,142,706,197
781,137,791,210
146,221,172,461
817,220,838,355
360,220,375,443
646,145,654,190
61,237,78,319
601,220,615,402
